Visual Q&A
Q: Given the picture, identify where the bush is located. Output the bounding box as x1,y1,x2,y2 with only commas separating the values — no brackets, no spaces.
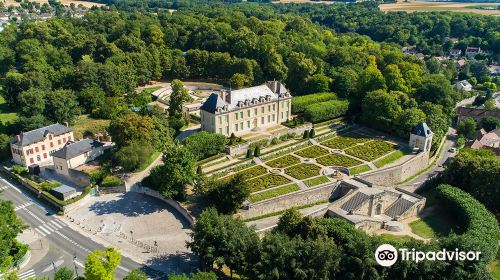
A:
246,174,292,192
266,155,301,168
100,175,123,188
11,165,28,175
254,146,261,157
284,163,321,180
303,99,349,123
303,130,309,139
316,153,362,167
295,145,329,158
246,148,253,158
40,181,62,192
436,184,499,264
114,141,154,172
345,140,397,161
292,92,337,113
309,128,315,138
185,131,226,160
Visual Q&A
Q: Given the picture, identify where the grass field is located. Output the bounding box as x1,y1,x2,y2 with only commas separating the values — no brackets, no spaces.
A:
379,1,500,16
488,259,500,280
4,0,104,7
0,95,18,134
409,211,457,239
304,176,330,187
349,165,372,175
72,115,110,140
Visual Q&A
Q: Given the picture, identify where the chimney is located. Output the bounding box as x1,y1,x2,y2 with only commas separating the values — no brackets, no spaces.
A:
64,122,69,127
220,90,227,102
16,135,21,143
268,80,278,93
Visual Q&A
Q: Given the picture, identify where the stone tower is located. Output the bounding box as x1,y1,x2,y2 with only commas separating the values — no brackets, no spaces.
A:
409,123,433,152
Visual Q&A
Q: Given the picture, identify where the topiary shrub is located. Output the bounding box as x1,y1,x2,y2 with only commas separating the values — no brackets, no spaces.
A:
309,128,315,138
254,146,261,157
303,130,309,139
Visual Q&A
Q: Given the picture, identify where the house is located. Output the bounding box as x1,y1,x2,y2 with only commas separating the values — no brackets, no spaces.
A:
456,107,500,123
488,65,500,76
11,124,74,167
465,129,500,155
409,122,433,153
50,185,77,201
402,46,417,55
414,53,425,60
455,59,466,69
465,47,481,58
52,139,106,178
453,80,472,92
200,81,292,136
449,49,462,58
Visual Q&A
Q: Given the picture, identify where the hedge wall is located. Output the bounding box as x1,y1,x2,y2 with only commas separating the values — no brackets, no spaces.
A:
303,99,349,123
436,184,499,264
292,92,337,114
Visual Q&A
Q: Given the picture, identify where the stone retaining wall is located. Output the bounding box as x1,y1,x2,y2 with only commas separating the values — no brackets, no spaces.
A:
238,181,342,219
136,187,195,226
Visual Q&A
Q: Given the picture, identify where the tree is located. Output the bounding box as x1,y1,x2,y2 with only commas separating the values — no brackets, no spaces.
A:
484,99,495,110
0,134,11,161
18,88,46,117
358,56,386,94
168,80,190,130
253,145,261,157
114,141,154,172
0,198,27,273
457,117,477,140
303,130,309,139
124,269,148,280
361,90,402,133
183,131,226,160
17,115,51,132
78,87,105,114
45,89,80,125
246,148,253,158
206,174,250,214
309,128,316,138
305,74,331,94
54,267,74,280
229,73,251,89
384,64,408,93
108,113,155,147
415,74,454,111
480,116,500,131
286,51,317,95
84,247,121,280
397,108,426,138
144,144,196,200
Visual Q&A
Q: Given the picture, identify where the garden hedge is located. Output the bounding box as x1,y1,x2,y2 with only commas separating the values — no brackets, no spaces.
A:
247,174,292,192
303,99,349,123
266,155,301,168
292,92,337,113
436,184,499,264
284,163,321,180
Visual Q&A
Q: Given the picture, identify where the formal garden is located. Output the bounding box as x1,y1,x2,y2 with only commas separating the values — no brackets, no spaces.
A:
210,128,406,204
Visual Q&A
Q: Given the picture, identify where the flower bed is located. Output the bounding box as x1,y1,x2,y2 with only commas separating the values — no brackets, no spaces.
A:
316,153,363,167
304,176,330,187
294,145,329,158
320,134,370,150
266,154,301,168
249,184,301,203
247,174,292,192
284,163,321,180
345,140,398,161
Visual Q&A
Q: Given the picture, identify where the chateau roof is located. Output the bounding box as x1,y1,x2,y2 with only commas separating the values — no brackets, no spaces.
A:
411,123,433,137
12,124,72,147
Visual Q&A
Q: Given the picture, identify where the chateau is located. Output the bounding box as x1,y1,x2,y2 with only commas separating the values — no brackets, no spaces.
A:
200,81,292,136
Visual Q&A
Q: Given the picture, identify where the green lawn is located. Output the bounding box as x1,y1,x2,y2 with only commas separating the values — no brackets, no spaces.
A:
0,95,19,134
409,211,457,239
374,147,412,168
235,165,268,180
284,163,322,180
349,165,371,175
72,115,111,140
249,184,300,203
266,154,301,168
294,145,329,158
304,176,330,187
488,259,500,280
380,233,417,243
137,151,162,172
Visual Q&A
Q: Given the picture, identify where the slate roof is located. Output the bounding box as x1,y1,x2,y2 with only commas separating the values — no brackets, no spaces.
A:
52,139,104,160
200,93,226,114
340,192,370,212
52,185,76,194
385,198,414,218
457,107,500,119
411,123,433,137
12,124,72,147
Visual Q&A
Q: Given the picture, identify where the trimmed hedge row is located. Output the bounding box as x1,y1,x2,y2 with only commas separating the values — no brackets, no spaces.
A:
247,174,292,192
294,145,329,158
266,154,301,168
316,153,362,167
291,92,337,113
436,184,499,263
345,140,397,161
284,163,321,180
303,99,349,123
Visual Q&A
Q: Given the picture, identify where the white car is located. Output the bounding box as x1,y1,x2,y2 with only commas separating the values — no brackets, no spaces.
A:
448,147,457,153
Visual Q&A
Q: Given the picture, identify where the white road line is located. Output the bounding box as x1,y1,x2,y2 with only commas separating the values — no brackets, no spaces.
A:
50,220,63,229
1,178,21,193
38,225,51,235
15,202,33,211
34,228,46,237
24,209,45,224
44,222,58,231
74,260,84,268
118,265,131,272
18,269,36,280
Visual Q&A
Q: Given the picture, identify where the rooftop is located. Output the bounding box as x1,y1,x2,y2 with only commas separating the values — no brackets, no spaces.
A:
12,123,72,147
52,139,104,160
411,123,433,137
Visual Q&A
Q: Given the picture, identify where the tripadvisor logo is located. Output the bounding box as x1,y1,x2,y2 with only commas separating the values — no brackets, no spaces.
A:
375,244,482,267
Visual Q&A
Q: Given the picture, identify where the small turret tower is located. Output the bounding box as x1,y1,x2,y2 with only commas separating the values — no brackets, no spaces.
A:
409,123,433,152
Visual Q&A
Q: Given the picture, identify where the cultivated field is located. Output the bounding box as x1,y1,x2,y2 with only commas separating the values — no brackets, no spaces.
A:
3,0,104,7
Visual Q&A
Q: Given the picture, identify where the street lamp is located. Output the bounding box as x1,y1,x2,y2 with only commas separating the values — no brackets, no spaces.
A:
73,253,79,277
130,230,134,241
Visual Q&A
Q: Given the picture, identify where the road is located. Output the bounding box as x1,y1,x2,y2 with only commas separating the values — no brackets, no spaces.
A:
0,175,165,280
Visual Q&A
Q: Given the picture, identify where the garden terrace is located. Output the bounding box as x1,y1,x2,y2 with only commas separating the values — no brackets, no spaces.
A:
238,165,268,180
345,140,398,161
316,153,363,167
265,154,301,168
249,184,301,203
294,145,329,158
304,176,330,187
320,134,371,150
284,163,322,180
247,174,292,192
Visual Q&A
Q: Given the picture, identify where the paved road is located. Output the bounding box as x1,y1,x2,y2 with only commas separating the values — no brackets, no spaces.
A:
0,175,165,280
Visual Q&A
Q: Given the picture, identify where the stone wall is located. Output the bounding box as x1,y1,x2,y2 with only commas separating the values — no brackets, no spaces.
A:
226,123,313,156
98,184,126,194
358,151,430,187
238,181,341,219
137,187,195,226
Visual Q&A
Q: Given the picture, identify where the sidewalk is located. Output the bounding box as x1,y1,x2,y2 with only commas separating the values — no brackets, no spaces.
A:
17,228,50,272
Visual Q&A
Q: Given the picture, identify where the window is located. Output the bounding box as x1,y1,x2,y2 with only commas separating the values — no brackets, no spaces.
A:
42,145,45,151
30,158,34,164
247,121,250,128
43,153,47,159
268,115,271,123
210,116,214,125
261,107,264,113
218,116,222,124
36,155,40,161
281,112,284,119
68,136,71,141
272,114,275,122
240,112,243,119
225,126,229,134
285,111,289,119
261,117,264,124
240,122,243,130
225,115,229,122
268,105,271,112
63,137,66,142
247,110,250,117
29,149,33,154
58,139,61,145
35,147,39,153
50,142,54,148
254,108,257,115
235,113,238,120
49,135,52,140
219,128,222,134
234,124,238,132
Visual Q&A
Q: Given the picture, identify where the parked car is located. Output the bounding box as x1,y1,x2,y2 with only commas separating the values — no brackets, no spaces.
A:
448,147,457,153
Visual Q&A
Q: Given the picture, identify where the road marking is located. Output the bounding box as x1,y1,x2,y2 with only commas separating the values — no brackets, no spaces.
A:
54,231,91,253
50,220,63,229
1,178,21,193
18,269,36,280
15,201,33,211
34,227,46,237
74,260,85,268
118,265,131,272
38,225,51,235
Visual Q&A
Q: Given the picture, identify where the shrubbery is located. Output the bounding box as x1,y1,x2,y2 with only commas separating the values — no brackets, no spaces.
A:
303,100,349,123
184,131,226,160
436,184,499,264
100,175,123,188
292,92,337,113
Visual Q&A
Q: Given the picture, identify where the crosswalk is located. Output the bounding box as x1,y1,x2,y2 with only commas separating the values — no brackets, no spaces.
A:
18,269,36,280
15,201,33,211
33,219,67,237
